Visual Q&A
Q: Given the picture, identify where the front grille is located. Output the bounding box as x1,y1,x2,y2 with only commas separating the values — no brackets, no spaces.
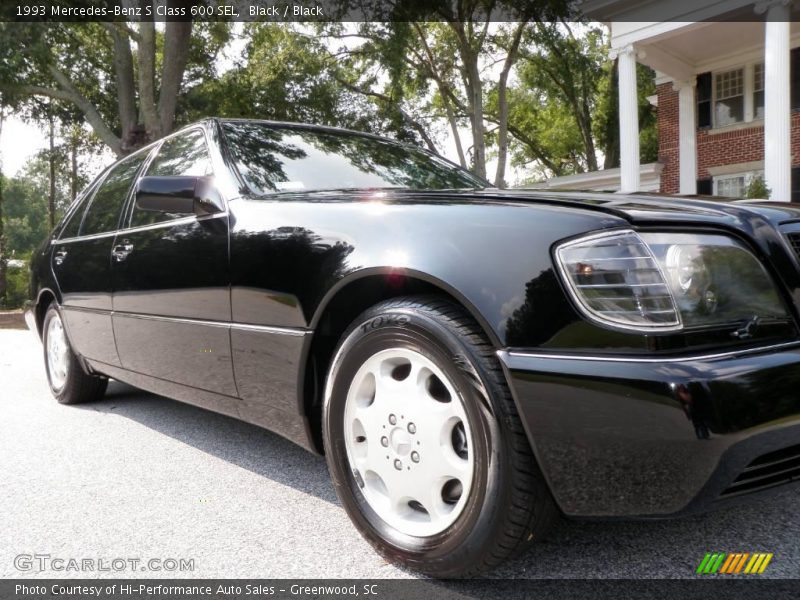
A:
721,443,800,497
786,232,800,259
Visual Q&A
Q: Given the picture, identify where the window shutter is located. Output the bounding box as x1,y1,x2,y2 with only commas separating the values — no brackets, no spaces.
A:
697,178,713,195
792,167,800,202
696,72,712,129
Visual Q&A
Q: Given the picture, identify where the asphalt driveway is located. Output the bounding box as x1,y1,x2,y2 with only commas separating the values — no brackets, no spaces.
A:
1,328,799,579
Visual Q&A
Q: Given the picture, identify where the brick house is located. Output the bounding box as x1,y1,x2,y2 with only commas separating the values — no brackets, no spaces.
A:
546,1,799,200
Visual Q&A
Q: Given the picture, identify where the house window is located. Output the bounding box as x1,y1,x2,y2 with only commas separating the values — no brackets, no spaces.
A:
754,62,765,121
714,68,745,126
713,171,764,198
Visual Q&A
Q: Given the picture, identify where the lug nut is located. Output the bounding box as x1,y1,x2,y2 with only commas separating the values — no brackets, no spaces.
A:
394,459,403,470
381,436,389,447
389,414,397,425
411,451,420,463
407,422,416,434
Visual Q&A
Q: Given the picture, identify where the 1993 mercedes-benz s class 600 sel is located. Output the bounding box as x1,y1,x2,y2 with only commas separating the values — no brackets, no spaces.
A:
25,118,800,576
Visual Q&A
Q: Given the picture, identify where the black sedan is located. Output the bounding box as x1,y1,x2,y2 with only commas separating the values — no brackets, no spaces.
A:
26,118,800,576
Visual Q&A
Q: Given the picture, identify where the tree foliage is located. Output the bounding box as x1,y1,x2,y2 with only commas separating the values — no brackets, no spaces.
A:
0,13,659,191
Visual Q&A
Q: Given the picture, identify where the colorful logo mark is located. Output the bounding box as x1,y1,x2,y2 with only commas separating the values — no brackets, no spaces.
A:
696,552,773,575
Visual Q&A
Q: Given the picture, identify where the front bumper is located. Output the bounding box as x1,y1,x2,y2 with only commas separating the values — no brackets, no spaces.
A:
499,343,800,518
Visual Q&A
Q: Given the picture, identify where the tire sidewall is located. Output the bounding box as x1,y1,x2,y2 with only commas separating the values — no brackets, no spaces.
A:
323,304,513,570
42,305,71,398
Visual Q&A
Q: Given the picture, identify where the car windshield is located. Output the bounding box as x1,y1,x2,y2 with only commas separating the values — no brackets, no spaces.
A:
221,121,486,195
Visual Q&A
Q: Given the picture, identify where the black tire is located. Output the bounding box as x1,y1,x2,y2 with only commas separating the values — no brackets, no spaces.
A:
323,295,558,577
42,304,108,405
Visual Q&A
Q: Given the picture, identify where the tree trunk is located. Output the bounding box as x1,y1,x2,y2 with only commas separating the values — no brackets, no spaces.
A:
48,112,56,230
603,57,620,169
110,27,138,151
0,106,6,307
447,20,486,179
157,11,192,135
464,53,486,179
137,15,161,141
70,131,78,200
494,23,526,188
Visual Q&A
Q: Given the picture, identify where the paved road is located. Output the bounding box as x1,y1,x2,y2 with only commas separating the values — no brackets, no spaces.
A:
1,328,799,580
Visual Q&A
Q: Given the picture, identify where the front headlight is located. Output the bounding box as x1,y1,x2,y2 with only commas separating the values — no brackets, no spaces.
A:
555,229,788,332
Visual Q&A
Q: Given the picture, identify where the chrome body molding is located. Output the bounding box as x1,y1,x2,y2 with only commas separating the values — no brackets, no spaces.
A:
498,340,800,365
60,305,310,336
52,212,228,245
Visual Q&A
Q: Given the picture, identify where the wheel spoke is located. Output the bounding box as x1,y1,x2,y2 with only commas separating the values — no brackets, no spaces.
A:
342,346,475,537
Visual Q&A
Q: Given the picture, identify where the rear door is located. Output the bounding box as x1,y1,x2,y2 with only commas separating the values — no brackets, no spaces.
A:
111,128,236,396
52,152,149,365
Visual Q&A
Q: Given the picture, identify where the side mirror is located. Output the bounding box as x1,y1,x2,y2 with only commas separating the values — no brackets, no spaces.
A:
135,176,225,217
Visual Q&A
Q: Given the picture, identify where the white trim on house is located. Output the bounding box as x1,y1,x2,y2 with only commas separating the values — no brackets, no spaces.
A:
534,162,664,193
706,160,765,177
582,3,797,201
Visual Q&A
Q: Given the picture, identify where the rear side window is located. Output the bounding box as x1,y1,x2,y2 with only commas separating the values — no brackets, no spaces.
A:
58,178,104,239
129,129,213,228
81,152,147,236
59,195,90,239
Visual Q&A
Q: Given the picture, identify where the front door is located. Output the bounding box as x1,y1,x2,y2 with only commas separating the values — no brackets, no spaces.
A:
111,128,236,396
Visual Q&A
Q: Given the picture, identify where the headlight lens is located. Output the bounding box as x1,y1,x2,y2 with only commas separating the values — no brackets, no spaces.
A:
555,230,788,331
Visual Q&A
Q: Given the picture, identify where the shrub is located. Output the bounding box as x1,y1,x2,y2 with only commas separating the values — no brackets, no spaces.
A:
745,176,771,200
3,262,30,309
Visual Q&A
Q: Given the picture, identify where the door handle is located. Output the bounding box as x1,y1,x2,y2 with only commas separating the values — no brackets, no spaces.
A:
112,240,134,262
53,249,68,265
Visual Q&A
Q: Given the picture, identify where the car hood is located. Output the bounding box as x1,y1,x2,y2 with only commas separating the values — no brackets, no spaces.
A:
467,189,800,228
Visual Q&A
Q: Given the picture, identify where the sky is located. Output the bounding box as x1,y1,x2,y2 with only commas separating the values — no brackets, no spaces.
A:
1,114,49,177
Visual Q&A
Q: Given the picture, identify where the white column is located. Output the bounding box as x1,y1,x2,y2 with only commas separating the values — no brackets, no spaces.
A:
675,81,697,195
761,0,792,201
615,45,640,193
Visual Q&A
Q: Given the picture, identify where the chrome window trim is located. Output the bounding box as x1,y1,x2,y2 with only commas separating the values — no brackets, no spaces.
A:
60,305,310,337
51,211,228,245
499,340,800,365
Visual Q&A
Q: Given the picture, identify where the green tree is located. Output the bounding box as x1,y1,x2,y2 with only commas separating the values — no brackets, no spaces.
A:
0,4,228,156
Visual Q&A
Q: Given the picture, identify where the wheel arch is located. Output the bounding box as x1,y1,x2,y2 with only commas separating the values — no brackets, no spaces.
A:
33,287,59,339
301,268,502,453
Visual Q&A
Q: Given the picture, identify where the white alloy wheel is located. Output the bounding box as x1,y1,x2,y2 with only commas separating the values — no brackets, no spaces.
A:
343,347,474,537
46,311,70,391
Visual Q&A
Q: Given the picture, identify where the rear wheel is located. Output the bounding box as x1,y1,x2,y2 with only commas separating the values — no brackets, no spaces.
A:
323,296,558,577
43,304,107,405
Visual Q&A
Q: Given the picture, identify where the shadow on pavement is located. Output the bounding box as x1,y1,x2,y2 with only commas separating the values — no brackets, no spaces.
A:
79,380,338,505
78,381,800,579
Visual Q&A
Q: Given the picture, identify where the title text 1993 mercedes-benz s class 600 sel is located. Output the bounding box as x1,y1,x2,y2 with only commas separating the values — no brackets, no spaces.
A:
25,118,800,576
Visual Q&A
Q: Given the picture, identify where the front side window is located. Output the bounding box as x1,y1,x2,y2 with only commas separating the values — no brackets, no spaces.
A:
221,121,485,196
81,153,148,236
714,68,744,126
129,129,213,228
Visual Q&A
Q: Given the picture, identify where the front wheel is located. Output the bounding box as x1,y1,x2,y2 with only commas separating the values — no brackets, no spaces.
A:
42,304,108,405
323,296,557,577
